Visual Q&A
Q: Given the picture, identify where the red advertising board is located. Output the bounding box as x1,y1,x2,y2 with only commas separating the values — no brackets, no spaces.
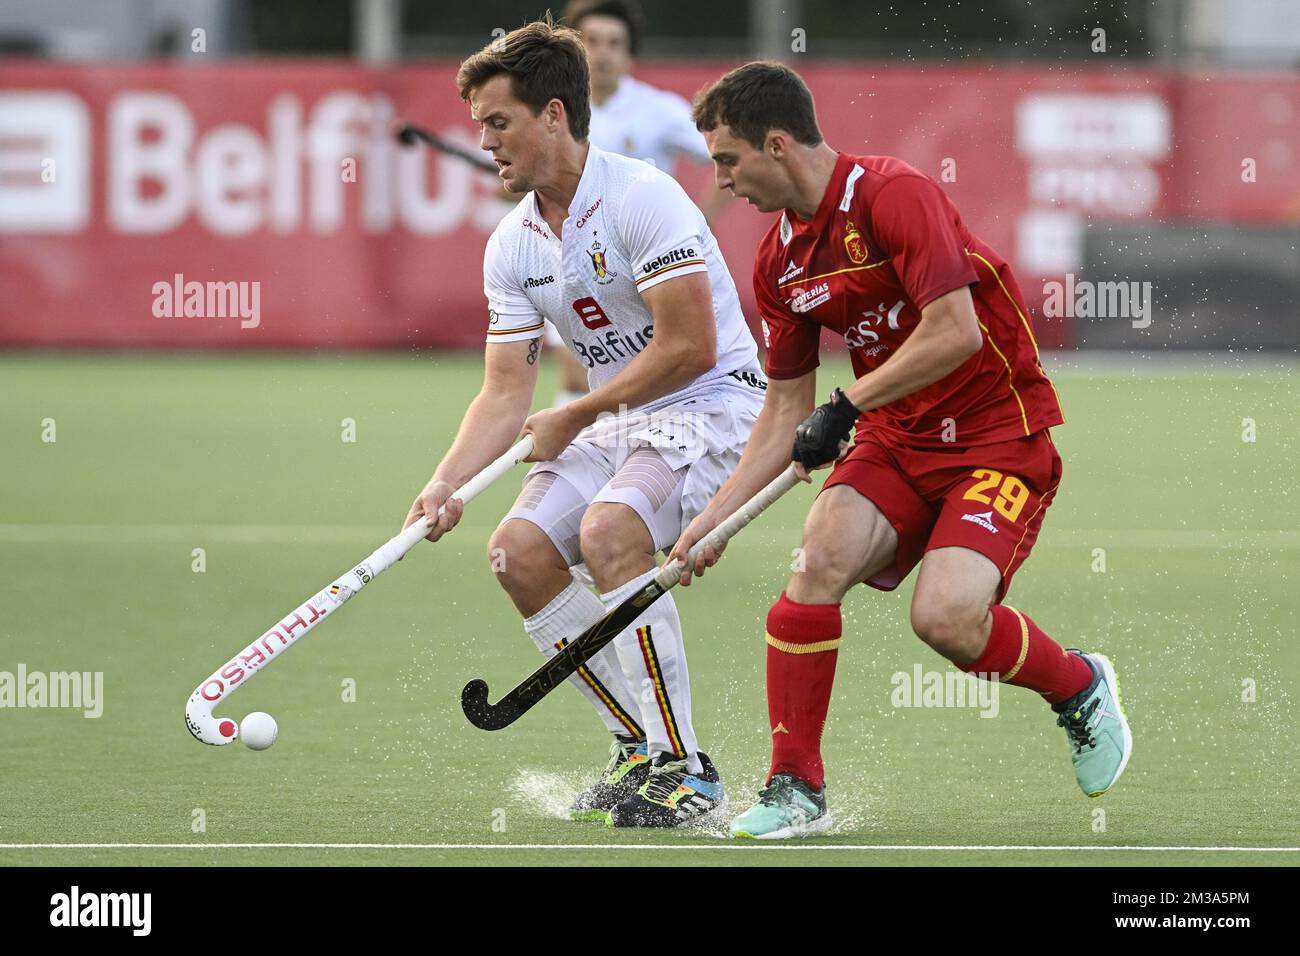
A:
2,60,1296,349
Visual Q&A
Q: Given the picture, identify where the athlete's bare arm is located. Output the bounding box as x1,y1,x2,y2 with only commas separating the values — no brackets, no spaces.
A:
520,271,717,460
402,337,541,540
841,286,983,412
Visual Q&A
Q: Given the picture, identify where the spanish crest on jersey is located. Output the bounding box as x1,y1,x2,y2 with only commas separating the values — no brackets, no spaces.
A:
843,220,868,264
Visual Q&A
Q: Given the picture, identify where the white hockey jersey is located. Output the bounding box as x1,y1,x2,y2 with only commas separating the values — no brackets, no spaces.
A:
483,145,761,412
589,76,711,172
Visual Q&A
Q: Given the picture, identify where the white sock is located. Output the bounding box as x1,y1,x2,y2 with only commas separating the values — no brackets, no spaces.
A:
523,577,644,739
600,568,702,775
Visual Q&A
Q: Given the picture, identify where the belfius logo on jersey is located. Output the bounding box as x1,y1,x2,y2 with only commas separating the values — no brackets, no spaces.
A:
588,236,617,284
572,323,655,368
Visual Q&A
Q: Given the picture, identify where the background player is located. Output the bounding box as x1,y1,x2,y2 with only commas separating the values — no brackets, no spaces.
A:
542,0,735,406
402,21,767,827
567,0,732,221
671,62,1132,838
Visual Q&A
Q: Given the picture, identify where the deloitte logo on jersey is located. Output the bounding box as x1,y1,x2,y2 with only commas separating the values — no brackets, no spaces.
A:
524,275,555,288
641,247,699,278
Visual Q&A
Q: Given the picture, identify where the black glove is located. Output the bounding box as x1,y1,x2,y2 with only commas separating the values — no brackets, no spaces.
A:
792,388,861,471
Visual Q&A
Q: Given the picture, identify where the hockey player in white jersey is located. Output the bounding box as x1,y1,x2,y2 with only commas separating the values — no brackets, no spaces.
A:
402,19,766,827
543,0,733,406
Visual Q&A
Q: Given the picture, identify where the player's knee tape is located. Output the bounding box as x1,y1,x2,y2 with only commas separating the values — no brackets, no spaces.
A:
501,471,589,567
592,448,688,554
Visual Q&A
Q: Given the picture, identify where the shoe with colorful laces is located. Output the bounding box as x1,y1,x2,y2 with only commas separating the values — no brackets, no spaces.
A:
606,752,724,827
568,735,649,821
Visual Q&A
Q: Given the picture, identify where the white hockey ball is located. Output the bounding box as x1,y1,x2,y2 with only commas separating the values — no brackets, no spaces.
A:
240,712,278,751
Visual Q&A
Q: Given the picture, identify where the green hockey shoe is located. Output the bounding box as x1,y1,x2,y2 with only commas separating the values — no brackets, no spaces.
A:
730,773,832,839
1054,651,1132,797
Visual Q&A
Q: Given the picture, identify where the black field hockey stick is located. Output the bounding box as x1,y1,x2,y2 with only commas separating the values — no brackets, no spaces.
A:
392,121,499,174
461,464,803,730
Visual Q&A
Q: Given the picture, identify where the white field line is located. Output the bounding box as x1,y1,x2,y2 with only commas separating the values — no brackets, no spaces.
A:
0,524,1296,549
0,843,1295,852
1039,353,1299,377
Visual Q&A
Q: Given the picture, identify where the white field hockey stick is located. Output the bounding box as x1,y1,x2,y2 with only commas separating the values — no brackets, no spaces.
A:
185,436,535,746
461,463,803,729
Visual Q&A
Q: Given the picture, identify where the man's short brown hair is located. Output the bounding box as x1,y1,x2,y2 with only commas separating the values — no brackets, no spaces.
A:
456,18,591,141
563,0,647,55
693,61,822,150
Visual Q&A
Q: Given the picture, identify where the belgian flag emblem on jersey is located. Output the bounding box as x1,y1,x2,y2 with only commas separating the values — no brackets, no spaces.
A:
588,238,616,284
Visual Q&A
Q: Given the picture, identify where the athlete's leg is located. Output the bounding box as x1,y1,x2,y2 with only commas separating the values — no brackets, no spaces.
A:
580,450,698,770
769,484,899,786
911,433,1129,796
493,465,643,740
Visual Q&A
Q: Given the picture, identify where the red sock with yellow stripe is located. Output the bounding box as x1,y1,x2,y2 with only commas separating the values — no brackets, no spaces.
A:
765,592,841,791
960,604,1092,704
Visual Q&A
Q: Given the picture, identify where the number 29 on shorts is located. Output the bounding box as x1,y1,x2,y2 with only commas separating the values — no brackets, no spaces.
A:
962,468,1029,523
